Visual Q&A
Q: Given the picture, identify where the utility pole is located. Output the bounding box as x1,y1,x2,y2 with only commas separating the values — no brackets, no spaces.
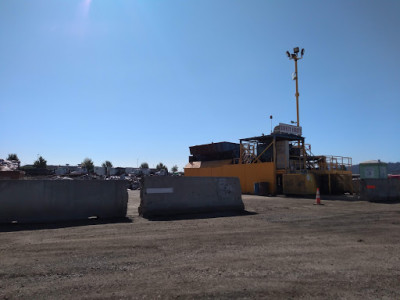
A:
286,47,304,127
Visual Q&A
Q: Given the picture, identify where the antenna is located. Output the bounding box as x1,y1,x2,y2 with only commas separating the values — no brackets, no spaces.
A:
270,115,273,133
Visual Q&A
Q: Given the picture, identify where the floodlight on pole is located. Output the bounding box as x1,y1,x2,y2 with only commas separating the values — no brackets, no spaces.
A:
286,47,305,127
270,115,273,133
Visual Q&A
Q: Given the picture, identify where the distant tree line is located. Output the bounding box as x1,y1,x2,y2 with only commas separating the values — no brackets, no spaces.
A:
6,153,180,174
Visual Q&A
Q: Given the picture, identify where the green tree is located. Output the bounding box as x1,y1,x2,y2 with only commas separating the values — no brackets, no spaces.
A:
102,160,113,168
7,153,19,162
140,162,149,169
33,156,47,169
81,158,94,173
171,165,178,173
7,153,20,168
156,162,168,172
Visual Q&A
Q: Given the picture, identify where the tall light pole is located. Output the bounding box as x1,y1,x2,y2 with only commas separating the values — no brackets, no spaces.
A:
286,47,304,127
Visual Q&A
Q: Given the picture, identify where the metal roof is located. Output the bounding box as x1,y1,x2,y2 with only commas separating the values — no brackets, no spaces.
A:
189,142,239,156
240,133,304,143
360,160,387,165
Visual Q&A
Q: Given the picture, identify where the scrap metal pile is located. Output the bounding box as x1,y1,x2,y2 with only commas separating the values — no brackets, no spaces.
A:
0,159,19,171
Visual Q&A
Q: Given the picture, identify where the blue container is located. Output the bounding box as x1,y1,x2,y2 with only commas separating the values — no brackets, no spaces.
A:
254,183,260,195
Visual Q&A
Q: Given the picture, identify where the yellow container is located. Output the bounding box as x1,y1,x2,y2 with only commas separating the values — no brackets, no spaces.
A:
283,173,317,195
185,162,276,194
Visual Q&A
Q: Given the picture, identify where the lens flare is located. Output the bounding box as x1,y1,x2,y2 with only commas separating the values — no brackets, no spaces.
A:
81,0,92,17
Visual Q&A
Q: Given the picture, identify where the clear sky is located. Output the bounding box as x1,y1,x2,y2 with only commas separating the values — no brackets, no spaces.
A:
1,0,399,170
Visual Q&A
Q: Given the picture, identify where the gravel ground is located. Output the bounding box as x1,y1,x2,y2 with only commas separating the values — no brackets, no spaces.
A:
1,191,400,299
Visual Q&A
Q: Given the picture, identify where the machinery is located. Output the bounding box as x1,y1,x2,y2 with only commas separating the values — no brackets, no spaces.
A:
185,123,352,195
184,47,353,195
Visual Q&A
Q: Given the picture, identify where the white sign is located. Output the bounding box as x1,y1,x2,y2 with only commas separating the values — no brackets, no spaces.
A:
274,123,302,136
146,187,174,194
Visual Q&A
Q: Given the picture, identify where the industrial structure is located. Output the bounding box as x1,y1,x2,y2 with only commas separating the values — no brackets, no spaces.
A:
185,47,353,195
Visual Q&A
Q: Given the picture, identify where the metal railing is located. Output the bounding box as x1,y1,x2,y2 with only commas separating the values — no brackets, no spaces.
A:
321,156,352,171
240,142,258,164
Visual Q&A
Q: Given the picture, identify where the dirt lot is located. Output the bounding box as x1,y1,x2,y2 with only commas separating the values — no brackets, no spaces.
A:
1,191,400,299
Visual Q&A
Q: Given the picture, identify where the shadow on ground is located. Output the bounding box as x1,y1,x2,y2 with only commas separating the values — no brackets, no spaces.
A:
367,200,400,204
277,194,400,204
281,194,361,202
0,217,133,233
144,210,257,221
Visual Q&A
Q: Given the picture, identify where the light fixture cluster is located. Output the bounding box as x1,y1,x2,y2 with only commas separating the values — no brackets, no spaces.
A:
286,47,305,60
286,46,305,127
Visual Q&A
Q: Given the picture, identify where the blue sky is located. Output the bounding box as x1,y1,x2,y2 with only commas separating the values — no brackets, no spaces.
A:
1,0,399,170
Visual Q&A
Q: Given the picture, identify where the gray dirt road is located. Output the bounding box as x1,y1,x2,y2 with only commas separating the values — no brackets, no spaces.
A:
1,191,400,299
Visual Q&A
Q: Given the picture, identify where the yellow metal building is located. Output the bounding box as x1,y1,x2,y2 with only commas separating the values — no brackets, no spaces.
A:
185,124,352,195
185,161,276,194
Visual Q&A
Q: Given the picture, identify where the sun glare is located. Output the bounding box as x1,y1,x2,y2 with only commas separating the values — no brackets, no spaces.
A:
81,0,92,17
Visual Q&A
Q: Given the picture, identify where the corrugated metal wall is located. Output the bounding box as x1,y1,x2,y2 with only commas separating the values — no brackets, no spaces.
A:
184,162,276,194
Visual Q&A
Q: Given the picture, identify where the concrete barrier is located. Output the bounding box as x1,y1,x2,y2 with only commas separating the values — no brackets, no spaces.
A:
0,180,128,223
360,178,400,202
139,176,244,217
